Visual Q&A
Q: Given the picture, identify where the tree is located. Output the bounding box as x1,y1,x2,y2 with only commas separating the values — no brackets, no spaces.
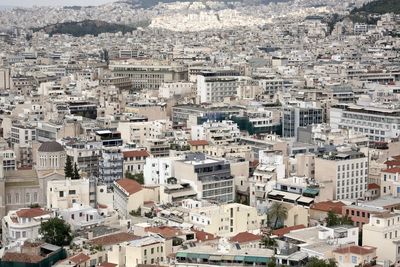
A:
306,257,337,267
261,235,277,249
326,211,353,227
72,162,80,180
326,210,339,227
268,202,288,229
125,171,144,185
64,156,73,179
40,217,72,246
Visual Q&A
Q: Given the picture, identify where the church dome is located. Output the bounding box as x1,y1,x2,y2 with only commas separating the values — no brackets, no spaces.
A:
38,141,64,153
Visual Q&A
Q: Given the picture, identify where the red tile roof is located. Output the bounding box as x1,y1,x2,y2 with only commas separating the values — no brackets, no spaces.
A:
230,232,261,243
16,208,50,218
333,245,376,255
98,263,117,267
193,229,218,242
368,183,380,190
2,252,43,263
311,201,346,214
115,179,142,196
382,167,400,174
90,232,139,246
384,160,400,166
272,225,306,237
145,226,183,239
69,253,90,264
188,140,209,146
123,150,150,158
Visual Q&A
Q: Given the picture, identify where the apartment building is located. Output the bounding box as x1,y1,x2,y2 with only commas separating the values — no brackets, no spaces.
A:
363,213,400,265
143,156,181,185
174,153,234,203
191,120,240,146
315,149,368,200
282,101,323,138
110,61,187,90
113,179,144,218
64,140,101,178
330,104,400,142
197,71,242,103
99,147,124,185
108,235,166,267
47,178,90,210
10,124,36,148
0,150,16,171
380,168,400,197
2,208,51,245
123,149,150,175
188,203,260,237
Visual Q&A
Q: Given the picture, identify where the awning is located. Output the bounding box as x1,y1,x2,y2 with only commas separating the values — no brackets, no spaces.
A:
234,256,245,261
298,196,314,204
244,256,269,263
221,255,235,261
176,252,187,258
209,255,221,261
282,192,301,201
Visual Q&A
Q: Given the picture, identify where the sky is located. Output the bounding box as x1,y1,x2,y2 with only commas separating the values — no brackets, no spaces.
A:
0,0,115,7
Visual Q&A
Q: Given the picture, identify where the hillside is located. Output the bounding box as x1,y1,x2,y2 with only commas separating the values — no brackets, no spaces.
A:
351,0,400,14
32,20,147,37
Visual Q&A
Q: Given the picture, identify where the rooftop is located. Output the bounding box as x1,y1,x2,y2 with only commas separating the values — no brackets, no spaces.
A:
115,179,143,196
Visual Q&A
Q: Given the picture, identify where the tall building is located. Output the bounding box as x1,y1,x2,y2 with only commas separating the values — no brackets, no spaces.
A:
330,104,400,142
10,124,36,148
363,213,400,265
99,147,124,186
0,68,10,90
315,149,368,200
282,102,323,138
110,61,187,90
197,70,242,103
174,153,234,203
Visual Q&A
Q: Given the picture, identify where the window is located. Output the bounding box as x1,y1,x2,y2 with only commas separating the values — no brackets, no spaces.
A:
144,249,147,256
151,248,154,254
69,190,76,195
59,191,64,197
351,256,357,264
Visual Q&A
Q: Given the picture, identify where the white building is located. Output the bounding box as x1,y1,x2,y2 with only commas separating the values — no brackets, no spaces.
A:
197,71,242,103
143,156,181,185
158,81,193,98
47,178,90,210
2,208,51,245
191,120,240,146
363,213,400,265
58,203,104,230
188,203,261,237
330,104,400,142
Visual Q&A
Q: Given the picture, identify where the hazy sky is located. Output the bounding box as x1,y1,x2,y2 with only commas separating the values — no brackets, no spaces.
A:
0,0,115,7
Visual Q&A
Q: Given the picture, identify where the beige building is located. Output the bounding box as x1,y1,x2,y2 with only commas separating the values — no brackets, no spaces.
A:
315,150,368,200
113,179,144,218
47,178,90,210
363,213,400,265
107,235,166,267
332,245,377,267
188,203,262,237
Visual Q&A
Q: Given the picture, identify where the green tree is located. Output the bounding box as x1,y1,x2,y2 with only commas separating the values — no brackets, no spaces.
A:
326,211,353,227
125,171,144,184
268,202,288,229
64,156,73,179
306,257,337,267
326,210,339,227
72,162,80,180
260,235,277,249
267,258,277,267
39,217,72,246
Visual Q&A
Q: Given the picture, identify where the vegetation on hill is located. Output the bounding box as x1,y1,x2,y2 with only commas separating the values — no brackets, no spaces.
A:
32,20,149,37
351,0,400,14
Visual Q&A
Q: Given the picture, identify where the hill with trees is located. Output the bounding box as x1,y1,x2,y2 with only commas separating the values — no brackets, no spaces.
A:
32,20,148,37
